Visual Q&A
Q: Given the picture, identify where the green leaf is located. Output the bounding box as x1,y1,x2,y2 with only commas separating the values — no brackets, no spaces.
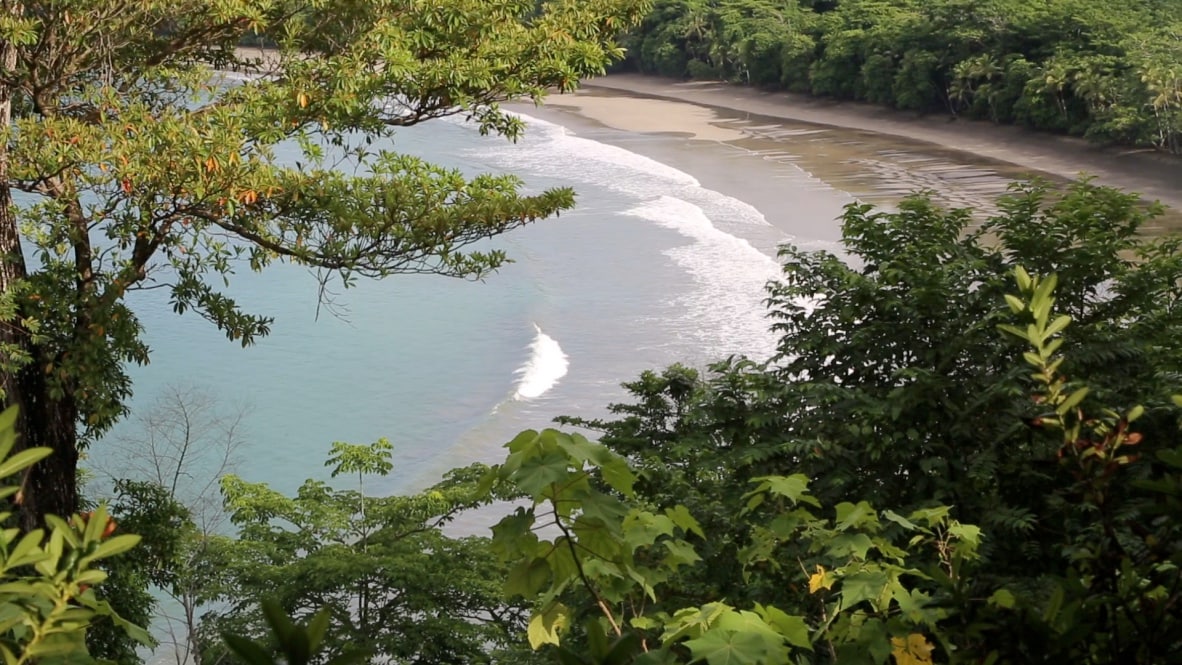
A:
1043,314,1072,340
0,447,52,482
825,533,876,560
947,522,983,550
1014,266,1032,292
988,588,1016,609
834,501,878,531
622,510,675,548
602,632,644,665
85,534,141,562
0,408,17,461
261,600,296,645
599,457,636,498
306,609,331,653
663,539,701,567
893,588,935,623
1127,405,1145,422
1157,447,1182,469
754,604,811,650
684,629,770,665
752,475,820,508
882,510,922,532
80,595,153,645
515,450,574,497
665,505,705,539
6,529,45,569
1056,387,1089,415
222,633,274,665
663,603,731,643
907,506,950,527
505,557,551,598
527,602,569,648
997,323,1029,341
840,570,890,608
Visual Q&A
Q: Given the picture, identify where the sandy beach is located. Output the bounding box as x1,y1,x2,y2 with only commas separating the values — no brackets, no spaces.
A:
573,74,1182,212
499,73,1182,242
227,50,1181,233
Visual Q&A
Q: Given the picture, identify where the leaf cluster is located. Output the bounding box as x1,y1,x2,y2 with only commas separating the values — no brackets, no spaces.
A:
0,407,149,665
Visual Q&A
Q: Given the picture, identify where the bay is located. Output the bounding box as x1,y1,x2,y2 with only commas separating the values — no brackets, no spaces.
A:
93,102,797,500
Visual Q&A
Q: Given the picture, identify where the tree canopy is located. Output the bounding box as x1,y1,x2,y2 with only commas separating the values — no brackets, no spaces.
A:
620,0,1182,152
0,0,651,527
501,182,1182,663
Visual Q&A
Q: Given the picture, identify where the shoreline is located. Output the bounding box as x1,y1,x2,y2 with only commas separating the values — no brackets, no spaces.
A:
224,49,1178,211
571,74,1182,212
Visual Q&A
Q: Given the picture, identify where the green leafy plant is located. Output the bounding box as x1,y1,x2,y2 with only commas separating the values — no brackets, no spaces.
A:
0,0,653,530
486,428,980,664
200,444,530,664
997,269,1182,663
0,405,149,664
221,600,365,665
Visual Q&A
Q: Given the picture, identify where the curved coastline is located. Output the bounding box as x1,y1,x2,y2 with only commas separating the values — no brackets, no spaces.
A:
573,74,1182,212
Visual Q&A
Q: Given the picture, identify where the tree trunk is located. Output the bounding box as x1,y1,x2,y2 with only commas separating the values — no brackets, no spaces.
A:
8,354,81,530
0,191,81,529
0,8,80,529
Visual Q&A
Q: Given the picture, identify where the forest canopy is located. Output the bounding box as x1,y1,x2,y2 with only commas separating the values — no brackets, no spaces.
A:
618,0,1182,153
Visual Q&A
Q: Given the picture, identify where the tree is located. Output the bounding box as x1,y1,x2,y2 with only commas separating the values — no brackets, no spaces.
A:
619,0,1182,152
484,429,983,664
550,182,1182,661
202,443,534,665
489,274,1182,663
90,385,247,665
0,0,651,528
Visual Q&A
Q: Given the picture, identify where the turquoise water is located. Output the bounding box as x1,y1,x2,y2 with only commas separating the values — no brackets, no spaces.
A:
94,104,803,498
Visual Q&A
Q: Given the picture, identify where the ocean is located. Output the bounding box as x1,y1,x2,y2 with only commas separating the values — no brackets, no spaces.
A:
93,101,817,499
94,79,1124,502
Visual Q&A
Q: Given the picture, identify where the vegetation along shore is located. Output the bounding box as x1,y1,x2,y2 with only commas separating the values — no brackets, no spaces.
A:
617,0,1182,154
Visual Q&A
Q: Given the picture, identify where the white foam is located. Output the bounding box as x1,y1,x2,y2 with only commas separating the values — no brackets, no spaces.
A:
513,324,569,399
624,196,782,359
465,110,791,360
464,112,699,193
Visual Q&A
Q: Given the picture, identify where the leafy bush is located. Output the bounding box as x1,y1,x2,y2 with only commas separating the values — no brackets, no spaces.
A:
0,406,148,664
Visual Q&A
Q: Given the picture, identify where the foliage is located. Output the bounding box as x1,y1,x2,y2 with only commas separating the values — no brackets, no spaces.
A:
199,442,535,665
14,178,1175,664
87,385,246,665
995,269,1182,663
619,0,1182,152
220,600,366,665
0,0,653,527
485,428,983,664
0,405,149,664
544,182,1182,662
86,480,192,665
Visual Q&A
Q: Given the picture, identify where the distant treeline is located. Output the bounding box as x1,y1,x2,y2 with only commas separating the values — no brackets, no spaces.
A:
617,0,1182,153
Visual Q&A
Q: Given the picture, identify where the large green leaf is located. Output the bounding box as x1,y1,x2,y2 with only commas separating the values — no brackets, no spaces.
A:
684,629,772,665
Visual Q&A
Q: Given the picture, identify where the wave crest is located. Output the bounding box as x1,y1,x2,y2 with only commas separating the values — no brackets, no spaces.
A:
514,325,569,399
